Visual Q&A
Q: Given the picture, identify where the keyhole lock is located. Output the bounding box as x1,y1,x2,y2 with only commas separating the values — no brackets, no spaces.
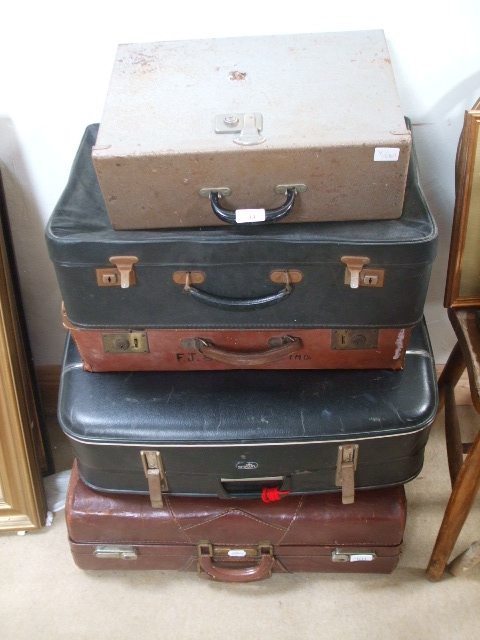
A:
102,332,149,354
331,329,379,350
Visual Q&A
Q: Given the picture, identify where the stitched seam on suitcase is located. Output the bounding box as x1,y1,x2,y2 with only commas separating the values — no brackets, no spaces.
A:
163,496,191,543
174,511,291,541
276,495,306,544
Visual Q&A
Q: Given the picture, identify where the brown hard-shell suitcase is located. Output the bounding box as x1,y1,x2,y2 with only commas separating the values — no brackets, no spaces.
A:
66,460,407,580
92,31,411,229
63,306,411,372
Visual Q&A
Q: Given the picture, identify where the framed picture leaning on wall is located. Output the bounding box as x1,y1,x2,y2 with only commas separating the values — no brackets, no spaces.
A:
445,98,480,308
0,169,48,532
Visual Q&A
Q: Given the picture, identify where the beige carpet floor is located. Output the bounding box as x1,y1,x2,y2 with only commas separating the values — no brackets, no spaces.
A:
0,406,479,640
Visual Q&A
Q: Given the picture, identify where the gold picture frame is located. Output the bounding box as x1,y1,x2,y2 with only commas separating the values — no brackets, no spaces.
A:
0,170,47,532
445,98,480,307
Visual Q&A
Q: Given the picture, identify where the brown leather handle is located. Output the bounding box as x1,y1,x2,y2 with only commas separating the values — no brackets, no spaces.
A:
198,553,274,583
186,336,303,366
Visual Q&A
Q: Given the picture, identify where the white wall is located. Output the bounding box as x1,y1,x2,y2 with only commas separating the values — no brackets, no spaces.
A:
1,1,480,365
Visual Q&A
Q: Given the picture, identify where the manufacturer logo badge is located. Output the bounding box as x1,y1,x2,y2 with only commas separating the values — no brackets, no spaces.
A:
236,461,258,470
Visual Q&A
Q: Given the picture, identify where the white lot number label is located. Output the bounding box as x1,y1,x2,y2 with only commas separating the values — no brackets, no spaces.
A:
374,148,400,162
350,553,375,562
235,208,266,223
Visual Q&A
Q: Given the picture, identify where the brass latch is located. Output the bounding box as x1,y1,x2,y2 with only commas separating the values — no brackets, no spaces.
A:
96,256,138,289
331,329,379,350
102,332,149,354
335,444,359,504
93,545,138,560
140,450,168,508
341,256,370,289
341,256,385,289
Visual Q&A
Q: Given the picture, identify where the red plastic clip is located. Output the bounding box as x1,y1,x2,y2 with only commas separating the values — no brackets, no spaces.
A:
261,487,291,503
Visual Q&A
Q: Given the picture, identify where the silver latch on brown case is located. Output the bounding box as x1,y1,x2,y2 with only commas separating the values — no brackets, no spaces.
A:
140,450,168,508
332,549,377,563
335,444,359,504
93,545,138,560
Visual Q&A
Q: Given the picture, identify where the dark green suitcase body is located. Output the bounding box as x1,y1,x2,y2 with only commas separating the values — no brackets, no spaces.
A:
46,122,437,332
58,319,437,505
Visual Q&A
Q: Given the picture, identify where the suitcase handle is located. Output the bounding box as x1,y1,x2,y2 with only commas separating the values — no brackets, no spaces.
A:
197,543,274,583
183,335,302,366
182,271,293,311
218,477,292,500
210,188,296,224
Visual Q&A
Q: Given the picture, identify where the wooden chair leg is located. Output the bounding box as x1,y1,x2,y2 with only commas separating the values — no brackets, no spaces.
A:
437,341,466,413
444,382,465,487
426,428,480,581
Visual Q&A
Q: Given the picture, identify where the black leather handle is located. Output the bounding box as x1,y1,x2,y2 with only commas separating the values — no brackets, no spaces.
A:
217,477,292,500
210,188,296,225
183,272,293,311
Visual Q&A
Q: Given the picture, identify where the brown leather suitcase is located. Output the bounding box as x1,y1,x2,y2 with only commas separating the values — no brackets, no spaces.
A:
66,460,407,581
63,307,411,372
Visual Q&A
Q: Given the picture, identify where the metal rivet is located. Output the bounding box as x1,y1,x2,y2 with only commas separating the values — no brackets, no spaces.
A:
224,114,239,126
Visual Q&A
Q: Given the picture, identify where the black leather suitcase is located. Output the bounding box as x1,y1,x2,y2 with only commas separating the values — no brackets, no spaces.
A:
57,319,437,506
66,460,407,579
45,123,437,338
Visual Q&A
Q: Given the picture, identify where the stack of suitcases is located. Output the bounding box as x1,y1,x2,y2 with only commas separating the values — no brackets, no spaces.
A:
46,30,439,581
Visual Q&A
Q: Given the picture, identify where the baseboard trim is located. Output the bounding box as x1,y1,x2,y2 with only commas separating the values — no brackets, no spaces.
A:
36,363,473,411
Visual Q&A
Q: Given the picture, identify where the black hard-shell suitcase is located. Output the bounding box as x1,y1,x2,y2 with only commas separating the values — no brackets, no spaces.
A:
58,319,437,506
45,122,437,334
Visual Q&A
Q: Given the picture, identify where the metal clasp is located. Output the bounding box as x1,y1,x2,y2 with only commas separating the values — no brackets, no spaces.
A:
102,331,149,354
341,256,370,289
215,112,266,146
341,256,385,289
332,549,377,563
335,444,359,504
93,545,138,560
140,450,168,508
109,256,138,289
96,256,138,289
331,328,379,351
